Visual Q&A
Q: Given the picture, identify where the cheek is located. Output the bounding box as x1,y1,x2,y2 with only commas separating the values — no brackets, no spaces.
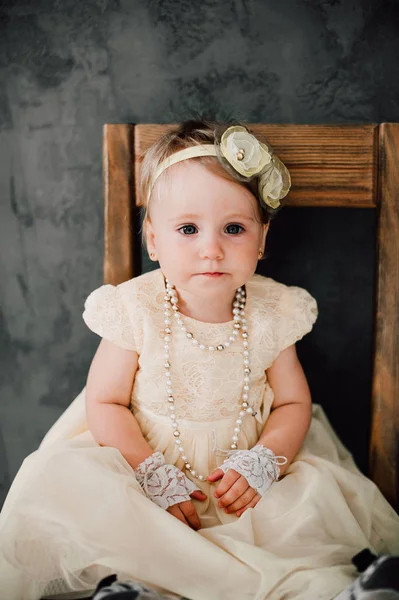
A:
157,233,194,259
230,234,259,252
171,234,198,252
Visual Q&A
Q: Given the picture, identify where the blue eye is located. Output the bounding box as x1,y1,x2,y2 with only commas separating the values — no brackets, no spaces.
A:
178,224,198,235
225,224,244,235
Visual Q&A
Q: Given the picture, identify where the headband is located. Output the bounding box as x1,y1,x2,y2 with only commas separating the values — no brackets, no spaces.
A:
147,125,291,210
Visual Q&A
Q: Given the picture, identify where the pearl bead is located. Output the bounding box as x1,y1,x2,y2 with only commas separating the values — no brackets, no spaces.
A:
163,279,253,479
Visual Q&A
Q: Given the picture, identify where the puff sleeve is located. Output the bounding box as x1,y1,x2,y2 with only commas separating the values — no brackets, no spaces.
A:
277,285,318,354
82,284,137,351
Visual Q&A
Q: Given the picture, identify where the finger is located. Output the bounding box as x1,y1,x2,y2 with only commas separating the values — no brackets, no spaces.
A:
207,468,224,483
224,487,257,513
214,469,240,498
179,500,201,531
190,490,207,501
236,493,261,517
166,505,189,527
218,476,249,508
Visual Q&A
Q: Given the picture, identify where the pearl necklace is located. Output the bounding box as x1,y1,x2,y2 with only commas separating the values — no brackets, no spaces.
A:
163,278,257,481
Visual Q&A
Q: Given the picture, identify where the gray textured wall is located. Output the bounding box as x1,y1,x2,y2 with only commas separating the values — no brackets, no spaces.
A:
1,0,398,508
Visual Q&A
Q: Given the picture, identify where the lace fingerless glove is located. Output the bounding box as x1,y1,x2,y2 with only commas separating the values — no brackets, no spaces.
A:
218,445,288,496
134,451,201,510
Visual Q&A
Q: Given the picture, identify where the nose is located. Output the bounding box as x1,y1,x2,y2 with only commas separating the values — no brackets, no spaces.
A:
199,234,224,260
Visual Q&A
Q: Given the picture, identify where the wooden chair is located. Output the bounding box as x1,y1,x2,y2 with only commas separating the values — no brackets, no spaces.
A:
102,123,399,511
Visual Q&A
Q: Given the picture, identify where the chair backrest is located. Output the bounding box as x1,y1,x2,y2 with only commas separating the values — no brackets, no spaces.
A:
102,123,399,510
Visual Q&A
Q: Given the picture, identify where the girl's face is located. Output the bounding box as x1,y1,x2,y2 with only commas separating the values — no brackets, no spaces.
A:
146,160,269,305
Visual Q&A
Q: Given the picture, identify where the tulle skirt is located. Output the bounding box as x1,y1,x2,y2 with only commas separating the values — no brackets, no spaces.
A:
1,389,398,600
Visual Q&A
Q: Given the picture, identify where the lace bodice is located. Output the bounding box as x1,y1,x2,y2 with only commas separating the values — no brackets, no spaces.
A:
83,269,318,422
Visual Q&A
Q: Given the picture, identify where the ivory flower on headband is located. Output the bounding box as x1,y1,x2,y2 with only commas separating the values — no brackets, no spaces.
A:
215,125,291,210
219,126,272,178
147,124,291,210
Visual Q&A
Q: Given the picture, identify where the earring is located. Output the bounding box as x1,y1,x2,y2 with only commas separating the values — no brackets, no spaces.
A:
258,249,263,259
150,252,157,260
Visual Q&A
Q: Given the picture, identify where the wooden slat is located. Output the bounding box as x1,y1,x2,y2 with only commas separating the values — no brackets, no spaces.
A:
134,124,377,208
103,124,141,284
370,123,399,509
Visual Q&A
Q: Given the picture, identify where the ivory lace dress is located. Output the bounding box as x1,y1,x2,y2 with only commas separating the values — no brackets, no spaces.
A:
0,269,398,600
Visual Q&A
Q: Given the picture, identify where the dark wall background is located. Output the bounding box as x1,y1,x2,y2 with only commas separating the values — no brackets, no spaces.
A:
1,0,398,509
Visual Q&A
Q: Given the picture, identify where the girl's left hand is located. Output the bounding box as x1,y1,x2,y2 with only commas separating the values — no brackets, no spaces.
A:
207,468,261,517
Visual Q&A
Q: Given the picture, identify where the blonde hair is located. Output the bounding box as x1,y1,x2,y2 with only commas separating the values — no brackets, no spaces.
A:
139,119,271,244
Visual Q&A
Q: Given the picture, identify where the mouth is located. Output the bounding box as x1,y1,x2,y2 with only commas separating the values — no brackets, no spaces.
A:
200,272,225,277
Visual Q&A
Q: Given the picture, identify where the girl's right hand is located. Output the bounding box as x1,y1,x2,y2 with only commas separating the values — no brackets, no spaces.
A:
166,490,207,530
